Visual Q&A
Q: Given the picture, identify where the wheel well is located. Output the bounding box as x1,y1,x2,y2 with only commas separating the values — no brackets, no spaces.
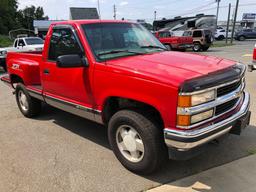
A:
102,97,164,128
10,74,23,84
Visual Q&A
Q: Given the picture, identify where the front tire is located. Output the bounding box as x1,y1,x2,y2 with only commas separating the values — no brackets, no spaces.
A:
15,83,41,118
108,110,167,174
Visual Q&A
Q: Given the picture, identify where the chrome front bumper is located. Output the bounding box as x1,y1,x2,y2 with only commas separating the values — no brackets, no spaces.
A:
164,92,250,151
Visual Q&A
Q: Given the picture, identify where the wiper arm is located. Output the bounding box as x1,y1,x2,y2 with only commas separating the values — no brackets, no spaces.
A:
97,50,144,56
140,45,167,50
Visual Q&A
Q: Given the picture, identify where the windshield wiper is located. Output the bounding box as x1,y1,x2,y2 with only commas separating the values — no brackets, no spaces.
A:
97,50,144,56
140,45,167,50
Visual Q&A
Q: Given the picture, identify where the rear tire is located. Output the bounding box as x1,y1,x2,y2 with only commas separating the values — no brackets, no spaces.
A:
165,44,172,51
202,46,209,51
238,36,245,41
193,43,202,52
218,35,225,40
3,64,7,72
108,110,168,174
15,83,41,118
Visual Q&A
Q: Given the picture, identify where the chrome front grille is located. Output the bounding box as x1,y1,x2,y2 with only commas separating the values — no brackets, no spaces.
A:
215,98,239,116
217,79,242,97
177,76,245,129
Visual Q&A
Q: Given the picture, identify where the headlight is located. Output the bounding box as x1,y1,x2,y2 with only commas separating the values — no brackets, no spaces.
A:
177,109,214,127
0,50,7,56
191,109,214,124
178,90,215,107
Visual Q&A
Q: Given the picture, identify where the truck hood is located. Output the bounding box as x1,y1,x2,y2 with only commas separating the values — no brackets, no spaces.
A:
106,51,236,87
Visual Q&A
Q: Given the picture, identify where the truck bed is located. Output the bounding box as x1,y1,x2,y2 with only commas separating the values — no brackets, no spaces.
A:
7,51,42,86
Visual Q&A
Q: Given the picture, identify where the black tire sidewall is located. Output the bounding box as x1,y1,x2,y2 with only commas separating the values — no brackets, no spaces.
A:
108,110,166,174
15,83,41,117
239,36,245,41
165,44,171,51
193,43,201,52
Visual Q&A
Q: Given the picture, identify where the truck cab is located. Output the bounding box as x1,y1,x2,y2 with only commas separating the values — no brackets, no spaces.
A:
154,30,193,51
1,20,251,174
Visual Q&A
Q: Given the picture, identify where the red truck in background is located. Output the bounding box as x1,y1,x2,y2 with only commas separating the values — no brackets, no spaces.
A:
154,31,193,51
248,43,256,72
1,20,251,174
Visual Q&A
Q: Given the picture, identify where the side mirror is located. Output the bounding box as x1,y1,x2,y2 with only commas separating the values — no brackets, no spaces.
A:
56,54,88,68
18,43,24,47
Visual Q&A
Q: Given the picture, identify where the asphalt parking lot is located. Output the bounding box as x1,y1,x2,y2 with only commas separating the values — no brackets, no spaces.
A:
0,40,256,192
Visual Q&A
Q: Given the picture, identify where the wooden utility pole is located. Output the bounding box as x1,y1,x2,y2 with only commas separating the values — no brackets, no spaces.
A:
231,0,239,44
216,0,221,27
97,0,101,19
225,3,231,44
113,4,117,20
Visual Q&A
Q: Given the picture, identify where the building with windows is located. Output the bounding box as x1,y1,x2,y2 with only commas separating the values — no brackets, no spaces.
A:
33,7,99,39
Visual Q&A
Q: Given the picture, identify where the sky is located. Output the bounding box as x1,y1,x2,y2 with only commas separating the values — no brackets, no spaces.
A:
17,0,256,23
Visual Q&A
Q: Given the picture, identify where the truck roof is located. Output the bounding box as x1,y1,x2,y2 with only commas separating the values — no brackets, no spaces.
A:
50,19,133,26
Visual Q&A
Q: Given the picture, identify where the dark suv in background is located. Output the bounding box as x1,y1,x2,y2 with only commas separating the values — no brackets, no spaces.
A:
235,29,256,41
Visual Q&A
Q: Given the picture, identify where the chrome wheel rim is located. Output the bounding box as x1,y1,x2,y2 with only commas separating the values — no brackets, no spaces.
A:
116,125,145,163
18,90,28,111
194,44,200,51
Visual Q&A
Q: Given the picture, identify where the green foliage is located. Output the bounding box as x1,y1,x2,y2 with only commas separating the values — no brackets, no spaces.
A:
17,5,48,31
0,35,13,47
0,1,48,35
0,0,20,34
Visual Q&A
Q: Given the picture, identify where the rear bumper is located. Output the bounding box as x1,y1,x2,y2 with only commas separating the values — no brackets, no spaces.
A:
164,92,250,151
0,74,12,87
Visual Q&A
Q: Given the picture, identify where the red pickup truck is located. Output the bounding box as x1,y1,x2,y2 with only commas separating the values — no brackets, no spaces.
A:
154,31,193,51
248,43,256,72
1,20,251,174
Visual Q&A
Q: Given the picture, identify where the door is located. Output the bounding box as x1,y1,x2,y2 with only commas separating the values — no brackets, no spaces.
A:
17,39,25,51
42,25,94,110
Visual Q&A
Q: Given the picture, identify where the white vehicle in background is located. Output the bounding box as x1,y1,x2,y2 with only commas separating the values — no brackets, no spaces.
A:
214,29,232,40
0,37,44,72
0,48,8,71
11,37,44,52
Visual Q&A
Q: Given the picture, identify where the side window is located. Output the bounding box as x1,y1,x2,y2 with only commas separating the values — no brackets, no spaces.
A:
159,32,170,38
18,39,25,47
48,27,82,61
14,40,18,47
220,30,225,32
193,31,202,38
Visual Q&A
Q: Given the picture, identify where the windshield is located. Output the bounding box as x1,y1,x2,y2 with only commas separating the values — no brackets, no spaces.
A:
25,38,44,45
82,23,166,61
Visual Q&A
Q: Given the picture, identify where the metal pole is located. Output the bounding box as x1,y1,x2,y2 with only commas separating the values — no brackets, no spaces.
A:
216,0,221,27
113,4,116,20
231,0,239,44
154,11,157,21
97,0,101,19
225,3,231,44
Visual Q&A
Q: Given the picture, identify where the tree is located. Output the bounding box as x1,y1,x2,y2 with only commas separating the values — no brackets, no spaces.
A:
17,6,48,30
0,0,20,34
0,1,48,35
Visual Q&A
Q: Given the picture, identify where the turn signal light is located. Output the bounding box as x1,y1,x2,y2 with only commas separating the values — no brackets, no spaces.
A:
177,115,191,126
178,95,191,107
